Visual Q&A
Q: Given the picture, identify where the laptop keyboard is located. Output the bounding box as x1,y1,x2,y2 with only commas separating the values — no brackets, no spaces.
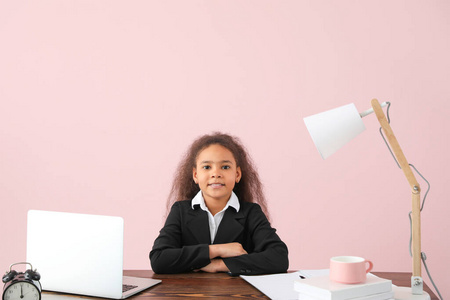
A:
123,284,138,293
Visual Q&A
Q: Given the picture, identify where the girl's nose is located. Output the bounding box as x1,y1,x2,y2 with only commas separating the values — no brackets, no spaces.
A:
211,168,222,178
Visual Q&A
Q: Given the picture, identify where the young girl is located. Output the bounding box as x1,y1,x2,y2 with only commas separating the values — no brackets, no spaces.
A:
150,132,289,275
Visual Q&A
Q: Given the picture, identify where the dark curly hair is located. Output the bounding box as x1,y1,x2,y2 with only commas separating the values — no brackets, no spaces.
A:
166,132,269,219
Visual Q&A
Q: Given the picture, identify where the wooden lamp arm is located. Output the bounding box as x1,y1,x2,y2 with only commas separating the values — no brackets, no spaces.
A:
371,99,420,190
370,99,422,291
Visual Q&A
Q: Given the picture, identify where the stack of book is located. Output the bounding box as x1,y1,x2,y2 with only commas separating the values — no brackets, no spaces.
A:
294,275,394,300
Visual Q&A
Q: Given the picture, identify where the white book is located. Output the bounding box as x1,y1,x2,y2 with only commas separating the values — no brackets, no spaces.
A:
298,290,395,300
294,275,392,300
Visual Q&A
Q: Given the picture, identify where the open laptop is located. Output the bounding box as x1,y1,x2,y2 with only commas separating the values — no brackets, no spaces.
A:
26,210,161,299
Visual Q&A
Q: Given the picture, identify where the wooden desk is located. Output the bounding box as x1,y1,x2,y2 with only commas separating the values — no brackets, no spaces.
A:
125,270,438,299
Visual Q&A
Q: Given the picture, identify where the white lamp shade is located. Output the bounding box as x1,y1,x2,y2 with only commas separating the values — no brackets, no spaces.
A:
304,103,366,159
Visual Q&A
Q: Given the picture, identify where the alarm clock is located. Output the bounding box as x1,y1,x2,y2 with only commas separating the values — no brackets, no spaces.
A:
2,262,41,300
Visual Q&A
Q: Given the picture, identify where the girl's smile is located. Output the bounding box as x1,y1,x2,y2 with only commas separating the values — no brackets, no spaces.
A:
208,183,225,188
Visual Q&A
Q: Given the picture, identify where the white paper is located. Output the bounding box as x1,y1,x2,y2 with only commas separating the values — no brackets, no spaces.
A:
241,269,329,300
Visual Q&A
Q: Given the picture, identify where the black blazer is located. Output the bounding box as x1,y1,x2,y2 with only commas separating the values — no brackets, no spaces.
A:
150,200,289,275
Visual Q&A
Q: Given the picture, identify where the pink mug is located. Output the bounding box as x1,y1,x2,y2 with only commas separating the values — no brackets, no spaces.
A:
330,256,373,284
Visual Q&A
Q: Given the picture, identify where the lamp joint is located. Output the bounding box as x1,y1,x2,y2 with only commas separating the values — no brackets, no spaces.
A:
411,276,424,295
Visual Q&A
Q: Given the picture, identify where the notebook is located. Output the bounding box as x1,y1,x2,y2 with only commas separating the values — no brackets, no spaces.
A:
26,210,161,299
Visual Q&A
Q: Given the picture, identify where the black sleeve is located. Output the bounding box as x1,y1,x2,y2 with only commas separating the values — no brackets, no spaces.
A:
149,202,211,274
222,204,289,275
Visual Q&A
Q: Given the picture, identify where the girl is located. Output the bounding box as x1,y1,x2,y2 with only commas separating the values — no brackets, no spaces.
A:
150,132,289,275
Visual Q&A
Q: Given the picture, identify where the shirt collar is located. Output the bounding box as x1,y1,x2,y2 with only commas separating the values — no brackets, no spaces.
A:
191,191,240,213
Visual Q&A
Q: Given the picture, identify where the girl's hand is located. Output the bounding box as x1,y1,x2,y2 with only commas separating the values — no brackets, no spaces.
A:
209,242,248,259
198,258,229,273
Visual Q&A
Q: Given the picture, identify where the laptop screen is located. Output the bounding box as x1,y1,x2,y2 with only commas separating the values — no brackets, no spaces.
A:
26,210,125,299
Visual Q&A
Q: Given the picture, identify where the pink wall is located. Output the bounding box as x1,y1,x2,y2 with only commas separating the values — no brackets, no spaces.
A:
1,1,448,298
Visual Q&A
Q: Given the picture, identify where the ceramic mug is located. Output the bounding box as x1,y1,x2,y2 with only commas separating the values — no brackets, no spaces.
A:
330,256,373,284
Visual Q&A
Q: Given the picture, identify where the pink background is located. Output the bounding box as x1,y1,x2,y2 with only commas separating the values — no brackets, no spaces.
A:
1,1,449,298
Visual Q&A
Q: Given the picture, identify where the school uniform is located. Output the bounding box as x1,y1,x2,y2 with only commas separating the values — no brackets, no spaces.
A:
150,192,289,275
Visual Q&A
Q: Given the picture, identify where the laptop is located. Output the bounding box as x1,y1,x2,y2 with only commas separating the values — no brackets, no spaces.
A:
26,210,161,299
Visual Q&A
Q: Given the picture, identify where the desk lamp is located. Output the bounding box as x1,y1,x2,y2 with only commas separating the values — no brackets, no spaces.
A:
303,99,431,300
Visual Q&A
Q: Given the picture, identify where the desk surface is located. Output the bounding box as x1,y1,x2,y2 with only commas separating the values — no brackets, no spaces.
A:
123,270,438,299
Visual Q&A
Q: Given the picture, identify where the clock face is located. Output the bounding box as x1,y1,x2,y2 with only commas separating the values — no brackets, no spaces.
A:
3,282,40,300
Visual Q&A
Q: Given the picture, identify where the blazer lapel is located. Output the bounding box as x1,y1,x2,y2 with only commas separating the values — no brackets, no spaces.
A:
214,208,245,244
186,207,211,244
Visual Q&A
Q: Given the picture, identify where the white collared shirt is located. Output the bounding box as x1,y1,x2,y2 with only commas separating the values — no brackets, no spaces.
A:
191,191,240,243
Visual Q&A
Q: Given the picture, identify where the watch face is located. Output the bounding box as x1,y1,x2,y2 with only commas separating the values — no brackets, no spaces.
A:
3,282,40,300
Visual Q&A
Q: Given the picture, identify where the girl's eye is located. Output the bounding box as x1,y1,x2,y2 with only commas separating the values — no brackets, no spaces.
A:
202,166,211,170
222,165,230,170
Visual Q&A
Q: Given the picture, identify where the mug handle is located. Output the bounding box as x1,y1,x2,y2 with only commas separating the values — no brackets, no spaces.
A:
365,260,373,273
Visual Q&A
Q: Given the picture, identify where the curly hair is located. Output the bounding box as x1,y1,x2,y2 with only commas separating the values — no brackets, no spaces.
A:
166,132,269,219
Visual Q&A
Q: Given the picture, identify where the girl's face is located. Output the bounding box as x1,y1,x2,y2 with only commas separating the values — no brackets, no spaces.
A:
193,144,242,205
